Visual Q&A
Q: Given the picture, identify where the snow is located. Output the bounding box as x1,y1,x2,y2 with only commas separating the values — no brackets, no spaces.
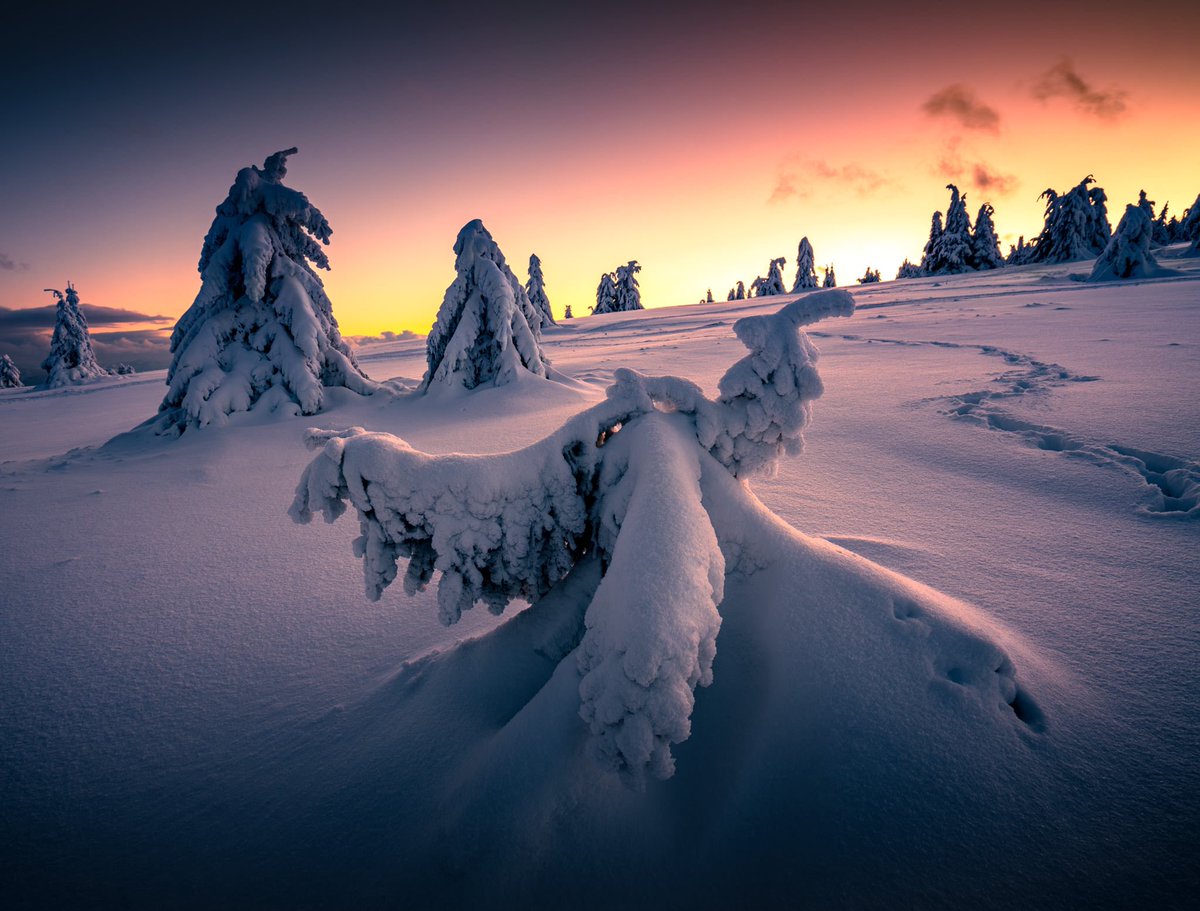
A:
39,285,108,387
2,255,1199,907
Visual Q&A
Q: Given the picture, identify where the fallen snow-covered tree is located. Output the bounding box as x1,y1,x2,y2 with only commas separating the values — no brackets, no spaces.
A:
292,290,856,785
421,220,549,391
40,284,108,388
158,148,373,432
1087,203,1167,282
1,353,22,388
525,253,555,327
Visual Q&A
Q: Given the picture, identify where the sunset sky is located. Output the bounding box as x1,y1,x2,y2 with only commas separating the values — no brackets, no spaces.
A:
2,0,1197,372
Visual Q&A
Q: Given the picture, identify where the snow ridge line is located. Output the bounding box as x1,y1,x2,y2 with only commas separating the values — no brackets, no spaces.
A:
813,332,1199,519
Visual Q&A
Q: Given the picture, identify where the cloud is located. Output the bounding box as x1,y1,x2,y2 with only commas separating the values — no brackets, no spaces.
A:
769,159,888,204
933,140,1017,199
0,251,30,271
349,329,421,345
921,84,1000,132
1031,59,1127,119
767,173,804,204
971,163,1018,196
0,305,174,377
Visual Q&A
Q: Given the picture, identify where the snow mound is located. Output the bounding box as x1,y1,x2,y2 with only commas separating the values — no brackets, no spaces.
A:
289,288,1045,789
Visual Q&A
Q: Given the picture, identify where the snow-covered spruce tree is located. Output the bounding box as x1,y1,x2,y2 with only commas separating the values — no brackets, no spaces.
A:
1088,203,1161,281
159,148,372,431
762,257,787,296
525,253,555,327
40,284,108,388
421,219,548,391
1137,190,1155,221
1180,193,1200,255
1152,204,1173,245
564,303,574,319
748,276,766,297
291,289,855,786
1031,175,1110,264
706,289,714,304
919,211,943,273
896,258,925,279
856,267,881,284
733,280,746,300
927,184,974,274
792,237,818,291
593,272,617,314
822,264,837,288
0,354,22,388
970,203,1005,270
114,364,136,375
1007,236,1035,265
613,261,643,311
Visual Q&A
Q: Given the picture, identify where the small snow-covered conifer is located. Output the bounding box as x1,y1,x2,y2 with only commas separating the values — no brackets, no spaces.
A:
970,203,1004,270
706,289,714,304
919,211,943,273
564,303,574,319
749,276,766,297
160,148,372,430
856,267,881,284
762,257,787,296
40,284,107,388
733,280,746,300
1007,235,1035,265
613,261,644,311
927,184,974,274
1088,203,1160,281
822,265,837,288
1152,204,1172,245
114,364,136,375
1137,190,1155,221
1,354,22,387
525,253,555,327
422,219,548,391
792,237,818,291
1179,193,1200,255
896,258,924,279
594,272,618,314
1032,175,1111,263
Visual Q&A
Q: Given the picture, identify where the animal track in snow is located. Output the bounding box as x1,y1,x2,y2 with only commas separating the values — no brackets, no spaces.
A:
814,332,1198,518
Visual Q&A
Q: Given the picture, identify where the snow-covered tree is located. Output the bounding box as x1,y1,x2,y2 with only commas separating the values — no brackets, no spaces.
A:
613,261,643,311
970,203,1005,270
856,267,881,284
564,303,574,319
896,259,924,279
113,364,136,375
731,280,746,300
1179,193,1200,255
593,272,618,314
919,211,943,273
705,289,714,304
748,276,766,297
1007,236,1035,265
1152,204,1173,245
525,253,555,327
761,257,787,296
159,148,373,431
822,265,837,288
40,284,107,388
291,289,855,786
1088,203,1161,281
792,237,818,291
421,219,549,391
0,354,22,388
1031,175,1111,264
1136,190,1155,221
926,184,974,274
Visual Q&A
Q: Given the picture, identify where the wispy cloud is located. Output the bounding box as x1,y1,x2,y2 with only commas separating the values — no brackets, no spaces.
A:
769,159,889,205
1031,59,1127,119
767,173,805,204
934,140,1017,198
0,251,30,271
921,84,1000,132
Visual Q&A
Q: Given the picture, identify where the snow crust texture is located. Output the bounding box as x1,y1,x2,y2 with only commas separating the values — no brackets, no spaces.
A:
159,149,373,431
292,290,854,783
422,220,548,390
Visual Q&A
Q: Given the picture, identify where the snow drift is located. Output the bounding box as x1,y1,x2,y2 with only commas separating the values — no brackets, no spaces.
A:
293,289,1042,790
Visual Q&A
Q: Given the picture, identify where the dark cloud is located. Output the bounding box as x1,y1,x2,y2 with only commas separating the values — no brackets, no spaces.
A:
0,251,30,271
972,163,1017,196
921,84,1001,132
0,306,174,377
1031,59,1127,119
